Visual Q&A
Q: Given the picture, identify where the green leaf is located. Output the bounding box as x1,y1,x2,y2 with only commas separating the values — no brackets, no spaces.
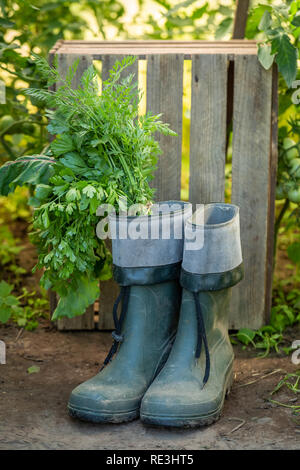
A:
272,34,298,87
215,17,233,39
0,156,56,196
0,18,15,28
35,184,52,200
52,276,99,319
0,306,12,323
66,188,80,202
258,11,271,31
191,3,208,20
287,242,300,264
27,366,40,374
51,134,74,156
47,118,69,135
82,184,97,198
41,210,50,229
59,152,88,175
0,281,14,298
258,44,275,70
4,296,19,306
236,328,256,346
66,203,74,215
292,13,300,27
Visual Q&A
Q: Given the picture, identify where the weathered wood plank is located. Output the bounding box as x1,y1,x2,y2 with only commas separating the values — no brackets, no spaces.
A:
97,280,119,330
189,54,228,206
57,305,95,331
51,40,258,59
98,239,118,331
55,54,95,331
230,55,274,329
147,54,184,201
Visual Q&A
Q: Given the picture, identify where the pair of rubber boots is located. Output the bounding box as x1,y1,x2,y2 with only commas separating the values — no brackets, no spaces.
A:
68,201,243,427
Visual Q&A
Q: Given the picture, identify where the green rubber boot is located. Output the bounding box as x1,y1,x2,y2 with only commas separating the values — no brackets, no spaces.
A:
140,203,244,427
68,201,191,423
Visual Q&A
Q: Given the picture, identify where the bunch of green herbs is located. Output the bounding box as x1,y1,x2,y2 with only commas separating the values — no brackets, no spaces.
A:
0,55,176,320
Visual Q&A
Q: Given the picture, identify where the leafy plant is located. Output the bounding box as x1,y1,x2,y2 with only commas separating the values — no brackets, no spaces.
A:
138,0,235,40
256,1,299,87
0,0,128,163
0,55,176,320
232,326,283,358
10,287,49,331
0,281,49,330
233,284,300,357
0,280,23,323
269,370,300,415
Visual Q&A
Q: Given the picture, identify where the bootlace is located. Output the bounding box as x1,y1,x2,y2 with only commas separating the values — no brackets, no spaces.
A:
193,292,210,386
100,285,130,371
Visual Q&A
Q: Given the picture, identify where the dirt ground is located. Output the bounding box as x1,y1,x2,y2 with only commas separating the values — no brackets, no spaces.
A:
0,320,299,451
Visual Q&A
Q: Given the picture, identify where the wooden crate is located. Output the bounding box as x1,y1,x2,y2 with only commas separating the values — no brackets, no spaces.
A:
49,40,278,331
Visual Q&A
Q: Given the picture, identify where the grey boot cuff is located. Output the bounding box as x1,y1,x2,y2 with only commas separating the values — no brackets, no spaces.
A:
182,203,243,275
109,201,192,268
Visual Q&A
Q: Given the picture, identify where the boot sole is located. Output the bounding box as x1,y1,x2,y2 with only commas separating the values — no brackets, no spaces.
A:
141,367,234,428
68,405,139,424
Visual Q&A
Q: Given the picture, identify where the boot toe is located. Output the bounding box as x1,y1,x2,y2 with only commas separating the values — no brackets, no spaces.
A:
140,378,224,427
68,377,141,423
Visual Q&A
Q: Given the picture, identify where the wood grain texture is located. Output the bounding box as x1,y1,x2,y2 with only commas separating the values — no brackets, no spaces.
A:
55,54,95,331
57,305,95,331
189,54,228,206
51,40,258,59
147,54,183,201
97,280,119,330
230,55,274,329
98,240,118,331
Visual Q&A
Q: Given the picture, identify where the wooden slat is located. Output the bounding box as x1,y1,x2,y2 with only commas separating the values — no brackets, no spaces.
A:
230,55,274,329
147,54,184,201
58,40,256,45
51,40,257,53
57,305,95,331
56,50,258,60
55,54,95,331
97,280,119,330
51,40,257,60
189,54,228,205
